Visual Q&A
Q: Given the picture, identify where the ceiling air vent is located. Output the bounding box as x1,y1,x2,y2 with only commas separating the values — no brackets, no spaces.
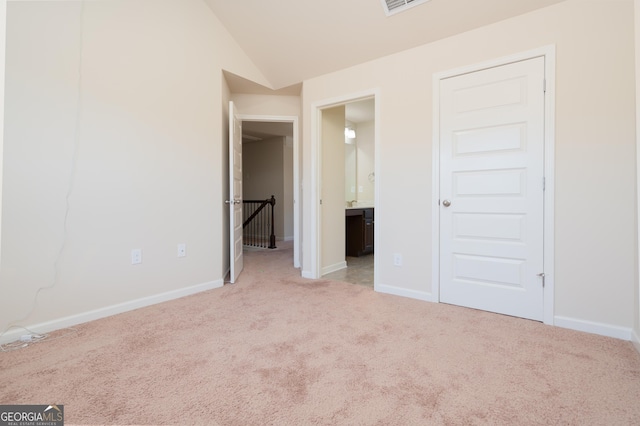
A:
381,0,430,16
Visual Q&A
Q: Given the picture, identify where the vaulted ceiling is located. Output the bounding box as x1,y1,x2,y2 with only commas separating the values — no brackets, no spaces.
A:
205,0,566,90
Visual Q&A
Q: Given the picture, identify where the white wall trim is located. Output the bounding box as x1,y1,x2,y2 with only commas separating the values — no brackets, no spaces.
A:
431,68,442,304
310,89,380,280
543,47,557,326
373,90,381,297
376,284,435,303
431,45,556,325
0,280,224,345
237,114,300,269
321,261,347,276
554,316,633,341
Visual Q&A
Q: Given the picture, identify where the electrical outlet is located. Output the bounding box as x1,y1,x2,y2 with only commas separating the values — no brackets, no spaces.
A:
177,243,186,257
393,253,402,267
131,249,142,265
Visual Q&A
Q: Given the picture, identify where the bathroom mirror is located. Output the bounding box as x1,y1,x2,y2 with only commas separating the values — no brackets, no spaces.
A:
344,98,375,208
345,126,357,206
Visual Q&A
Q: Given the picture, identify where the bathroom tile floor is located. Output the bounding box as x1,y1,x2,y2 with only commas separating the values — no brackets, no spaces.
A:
323,254,374,288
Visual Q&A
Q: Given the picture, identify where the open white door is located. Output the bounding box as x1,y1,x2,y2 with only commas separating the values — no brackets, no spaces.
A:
228,101,243,283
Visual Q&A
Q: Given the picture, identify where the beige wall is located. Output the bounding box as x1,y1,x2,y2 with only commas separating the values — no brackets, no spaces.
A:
0,1,5,269
0,0,269,340
635,0,640,350
302,0,637,333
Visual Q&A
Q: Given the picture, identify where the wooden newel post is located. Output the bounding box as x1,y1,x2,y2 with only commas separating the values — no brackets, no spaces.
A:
269,195,277,249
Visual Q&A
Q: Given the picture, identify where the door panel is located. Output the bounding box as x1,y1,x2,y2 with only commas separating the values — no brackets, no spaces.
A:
439,57,545,321
229,101,243,283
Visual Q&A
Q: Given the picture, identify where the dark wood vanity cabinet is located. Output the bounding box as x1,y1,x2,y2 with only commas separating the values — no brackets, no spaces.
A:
346,208,374,257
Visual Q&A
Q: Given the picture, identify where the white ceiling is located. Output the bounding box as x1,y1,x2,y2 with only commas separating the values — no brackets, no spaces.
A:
206,0,565,90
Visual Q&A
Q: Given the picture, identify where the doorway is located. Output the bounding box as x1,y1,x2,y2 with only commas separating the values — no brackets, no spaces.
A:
310,91,378,288
323,99,376,287
239,115,300,269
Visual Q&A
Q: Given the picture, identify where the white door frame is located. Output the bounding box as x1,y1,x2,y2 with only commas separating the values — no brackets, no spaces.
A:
238,114,301,268
431,46,556,325
309,89,380,283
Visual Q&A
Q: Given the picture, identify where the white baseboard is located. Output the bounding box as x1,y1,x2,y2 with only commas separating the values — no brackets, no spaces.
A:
301,270,315,279
283,236,294,242
321,261,347,276
632,328,640,354
375,283,435,302
368,291,636,344
0,279,223,345
554,316,633,341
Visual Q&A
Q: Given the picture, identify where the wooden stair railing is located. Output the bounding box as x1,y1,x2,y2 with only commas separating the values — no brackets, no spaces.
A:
242,195,276,249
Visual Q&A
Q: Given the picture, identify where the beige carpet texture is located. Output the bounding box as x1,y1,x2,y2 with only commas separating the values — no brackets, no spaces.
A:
1,243,640,425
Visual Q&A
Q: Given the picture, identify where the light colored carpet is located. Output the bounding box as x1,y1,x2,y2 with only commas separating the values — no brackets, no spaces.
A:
1,242,640,425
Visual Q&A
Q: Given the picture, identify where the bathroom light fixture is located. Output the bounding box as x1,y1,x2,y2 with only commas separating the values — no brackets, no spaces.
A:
345,127,356,139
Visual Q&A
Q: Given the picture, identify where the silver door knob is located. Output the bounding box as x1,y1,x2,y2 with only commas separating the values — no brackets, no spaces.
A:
442,200,451,207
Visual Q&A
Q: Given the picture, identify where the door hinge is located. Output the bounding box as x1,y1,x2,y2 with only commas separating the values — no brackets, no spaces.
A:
537,272,546,287
543,79,546,93
542,177,546,191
